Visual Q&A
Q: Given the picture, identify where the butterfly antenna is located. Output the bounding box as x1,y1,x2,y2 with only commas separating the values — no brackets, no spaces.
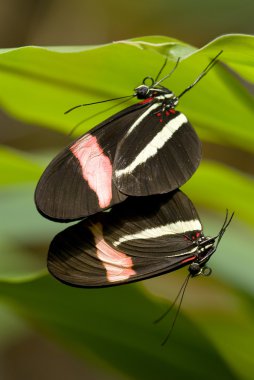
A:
154,57,181,87
216,210,234,248
65,95,134,114
161,274,191,346
154,274,190,324
67,96,135,137
178,50,223,99
154,57,168,82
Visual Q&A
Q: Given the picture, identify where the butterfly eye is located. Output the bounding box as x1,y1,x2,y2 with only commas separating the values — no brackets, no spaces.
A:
135,84,150,99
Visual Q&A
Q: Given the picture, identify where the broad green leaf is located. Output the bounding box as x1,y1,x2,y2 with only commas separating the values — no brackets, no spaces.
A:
0,146,41,185
145,273,254,380
200,34,254,81
0,34,253,152
183,160,254,227
0,184,64,281
0,275,240,380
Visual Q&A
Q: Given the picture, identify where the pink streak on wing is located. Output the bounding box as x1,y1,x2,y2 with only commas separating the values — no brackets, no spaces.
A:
89,223,136,282
70,134,112,208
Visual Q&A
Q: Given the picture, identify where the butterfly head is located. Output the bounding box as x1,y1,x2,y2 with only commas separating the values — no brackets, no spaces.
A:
188,210,234,277
188,235,216,277
135,75,176,101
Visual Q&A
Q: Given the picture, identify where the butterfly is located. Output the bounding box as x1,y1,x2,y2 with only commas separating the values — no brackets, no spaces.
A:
35,52,222,221
47,189,233,287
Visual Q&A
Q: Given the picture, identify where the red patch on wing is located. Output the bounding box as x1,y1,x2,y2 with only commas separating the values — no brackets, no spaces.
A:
181,256,196,264
70,134,112,208
89,223,136,283
139,97,153,105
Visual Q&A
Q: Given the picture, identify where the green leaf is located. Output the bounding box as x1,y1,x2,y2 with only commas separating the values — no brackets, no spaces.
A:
0,184,64,282
0,275,241,380
145,272,254,380
0,146,41,185
183,160,254,227
0,34,253,151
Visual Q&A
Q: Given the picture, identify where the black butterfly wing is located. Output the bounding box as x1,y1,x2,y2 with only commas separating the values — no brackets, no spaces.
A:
113,109,202,195
48,190,203,287
35,103,149,221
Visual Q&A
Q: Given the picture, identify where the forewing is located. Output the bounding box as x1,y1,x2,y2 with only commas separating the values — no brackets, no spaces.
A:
113,110,202,195
35,103,148,221
48,190,203,287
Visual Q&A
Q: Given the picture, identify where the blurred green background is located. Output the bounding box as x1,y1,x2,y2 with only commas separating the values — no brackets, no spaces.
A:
0,1,254,380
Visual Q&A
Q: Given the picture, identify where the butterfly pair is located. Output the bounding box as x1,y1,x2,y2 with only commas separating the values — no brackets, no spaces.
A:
35,51,233,288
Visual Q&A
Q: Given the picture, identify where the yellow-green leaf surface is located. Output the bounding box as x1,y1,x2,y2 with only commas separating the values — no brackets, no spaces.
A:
0,275,248,380
183,160,254,227
0,146,41,185
0,34,253,151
